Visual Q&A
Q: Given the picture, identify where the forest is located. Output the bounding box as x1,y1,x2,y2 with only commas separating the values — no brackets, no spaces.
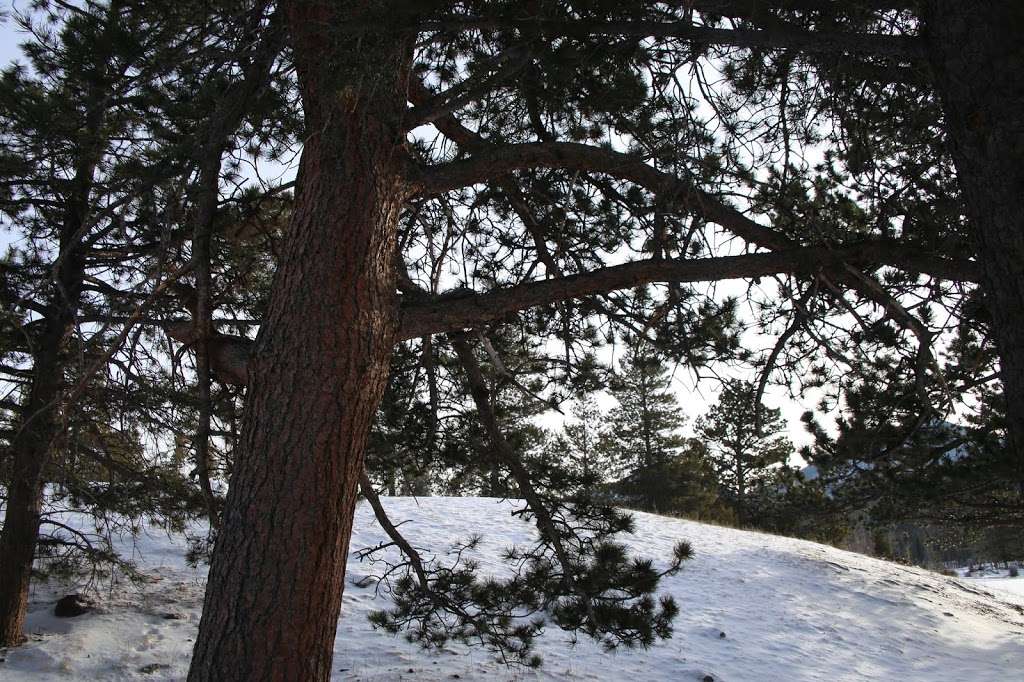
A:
0,1,1021,680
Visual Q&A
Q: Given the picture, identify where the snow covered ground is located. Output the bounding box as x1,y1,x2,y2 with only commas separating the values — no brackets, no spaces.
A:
970,576,1024,600
2,497,1022,681
955,567,1024,600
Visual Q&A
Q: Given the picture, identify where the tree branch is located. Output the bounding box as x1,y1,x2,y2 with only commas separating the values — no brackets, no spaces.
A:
404,45,533,129
451,333,577,582
417,18,923,59
398,244,977,341
192,243,977,386
681,1,914,16
359,471,429,589
413,139,974,278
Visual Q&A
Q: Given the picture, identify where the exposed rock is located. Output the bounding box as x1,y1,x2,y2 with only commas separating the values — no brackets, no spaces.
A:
139,663,170,674
54,594,93,618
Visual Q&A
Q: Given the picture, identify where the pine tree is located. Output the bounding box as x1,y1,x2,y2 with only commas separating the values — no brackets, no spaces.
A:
0,1,194,643
562,397,612,484
641,438,727,521
594,347,725,516
604,341,687,474
696,380,794,523
0,0,290,645
178,3,1012,675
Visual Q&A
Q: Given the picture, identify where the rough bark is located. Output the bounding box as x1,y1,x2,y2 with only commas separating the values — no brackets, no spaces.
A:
186,2,412,679
923,1,1024,482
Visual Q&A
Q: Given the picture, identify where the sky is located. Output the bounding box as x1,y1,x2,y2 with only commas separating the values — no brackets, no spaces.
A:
0,5,35,256
1,4,27,65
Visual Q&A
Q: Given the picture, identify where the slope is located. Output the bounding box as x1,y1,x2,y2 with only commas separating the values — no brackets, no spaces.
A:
1,497,1022,681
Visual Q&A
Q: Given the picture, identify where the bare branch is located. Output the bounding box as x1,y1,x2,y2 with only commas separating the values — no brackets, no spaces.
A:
359,471,429,589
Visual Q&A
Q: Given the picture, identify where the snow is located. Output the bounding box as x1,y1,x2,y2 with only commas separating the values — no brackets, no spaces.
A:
2,497,1022,681
955,567,1024,600
974,577,1024,600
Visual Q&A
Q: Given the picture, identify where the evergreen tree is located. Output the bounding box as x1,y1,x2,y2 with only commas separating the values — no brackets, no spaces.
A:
747,467,848,545
801,363,1022,536
599,340,723,514
0,0,290,644
633,438,727,521
604,341,688,476
562,397,613,484
696,380,794,523
0,1,195,642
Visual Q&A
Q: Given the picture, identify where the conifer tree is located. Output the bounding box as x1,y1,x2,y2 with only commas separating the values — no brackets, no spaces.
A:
593,343,724,516
562,397,612,484
0,0,188,643
0,0,289,645
605,341,687,474
176,2,1006,673
696,380,794,523
664,439,732,522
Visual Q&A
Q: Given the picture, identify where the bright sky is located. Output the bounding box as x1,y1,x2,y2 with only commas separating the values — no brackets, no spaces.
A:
1,3,27,64
0,9,24,257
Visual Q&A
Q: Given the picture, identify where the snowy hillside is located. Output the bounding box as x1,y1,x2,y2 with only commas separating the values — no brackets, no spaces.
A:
2,497,1023,681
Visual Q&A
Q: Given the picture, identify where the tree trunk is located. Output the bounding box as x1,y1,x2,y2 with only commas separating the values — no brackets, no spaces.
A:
187,3,411,679
641,376,653,471
0,212,89,646
0,115,98,647
735,461,746,524
191,154,223,530
185,5,283,530
0,329,75,645
923,2,1024,484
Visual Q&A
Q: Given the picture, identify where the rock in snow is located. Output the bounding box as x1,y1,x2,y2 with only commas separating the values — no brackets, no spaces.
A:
2,496,1022,681
53,595,93,619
